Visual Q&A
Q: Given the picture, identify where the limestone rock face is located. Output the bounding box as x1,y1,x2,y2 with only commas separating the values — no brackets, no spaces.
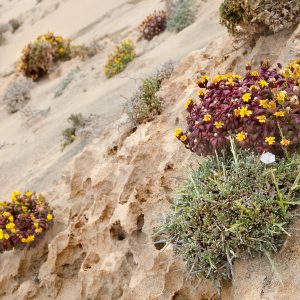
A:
0,1,299,298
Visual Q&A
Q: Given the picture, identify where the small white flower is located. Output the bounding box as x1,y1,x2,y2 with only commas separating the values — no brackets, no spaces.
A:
260,152,275,164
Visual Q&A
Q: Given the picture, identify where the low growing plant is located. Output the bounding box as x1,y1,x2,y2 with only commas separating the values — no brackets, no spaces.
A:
139,10,167,41
3,77,34,113
157,148,300,282
0,191,54,252
167,0,197,32
19,32,72,80
175,60,300,156
104,39,135,78
127,62,174,125
61,113,86,149
220,0,300,35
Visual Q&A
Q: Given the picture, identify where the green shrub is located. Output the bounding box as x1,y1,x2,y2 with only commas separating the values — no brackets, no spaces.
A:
220,0,300,34
61,113,86,149
157,148,300,282
0,191,54,252
167,0,197,32
104,39,135,78
19,32,72,80
127,62,174,125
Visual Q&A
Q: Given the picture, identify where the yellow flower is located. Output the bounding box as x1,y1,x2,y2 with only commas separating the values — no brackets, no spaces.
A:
174,128,182,138
198,89,207,96
236,131,246,142
36,228,43,233
22,206,28,213
214,121,224,129
280,139,290,147
11,228,16,234
227,77,234,86
200,75,209,82
259,99,268,108
8,216,14,222
21,238,27,243
235,106,252,118
251,71,259,77
265,136,276,145
4,234,10,240
0,229,3,240
10,191,21,202
258,79,268,87
180,135,187,142
34,222,39,228
212,74,226,83
6,223,15,230
242,93,251,102
46,214,53,221
257,115,267,123
276,92,286,105
250,85,258,91
203,113,212,122
268,101,277,109
184,98,193,109
233,74,242,79
25,191,32,197
3,212,10,218
274,111,285,117
27,235,35,242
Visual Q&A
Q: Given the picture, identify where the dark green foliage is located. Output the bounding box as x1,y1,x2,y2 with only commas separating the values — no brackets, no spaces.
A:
127,62,174,125
158,150,300,282
61,113,86,149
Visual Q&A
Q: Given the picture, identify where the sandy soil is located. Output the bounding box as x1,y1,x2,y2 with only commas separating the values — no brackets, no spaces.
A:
0,0,299,299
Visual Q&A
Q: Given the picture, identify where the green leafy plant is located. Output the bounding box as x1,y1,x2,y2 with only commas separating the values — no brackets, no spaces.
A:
104,39,135,78
139,10,167,40
0,191,54,252
127,62,174,125
157,148,300,282
61,113,86,149
167,0,197,32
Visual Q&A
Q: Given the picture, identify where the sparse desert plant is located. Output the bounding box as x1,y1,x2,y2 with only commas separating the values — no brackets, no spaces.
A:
104,39,135,78
0,191,54,252
175,60,300,156
71,40,101,60
127,62,174,125
139,10,167,41
3,77,34,113
54,67,79,98
157,148,300,282
19,32,72,80
220,0,300,35
167,0,197,32
61,113,86,149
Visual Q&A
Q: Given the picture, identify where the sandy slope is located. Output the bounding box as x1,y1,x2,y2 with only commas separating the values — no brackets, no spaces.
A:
0,0,225,197
0,0,299,299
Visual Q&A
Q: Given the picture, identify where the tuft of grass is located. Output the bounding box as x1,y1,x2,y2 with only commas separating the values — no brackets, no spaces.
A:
61,113,86,149
157,149,300,282
167,0,197,32
127,62,174,125
54,67,79,98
